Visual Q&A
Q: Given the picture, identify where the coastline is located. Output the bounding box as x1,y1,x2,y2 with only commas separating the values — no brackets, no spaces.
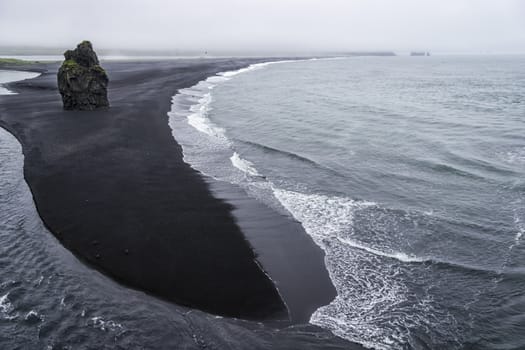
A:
0,59,335,323
167,59,338,323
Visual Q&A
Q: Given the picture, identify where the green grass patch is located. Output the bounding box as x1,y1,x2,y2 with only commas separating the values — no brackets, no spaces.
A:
0,58,35,65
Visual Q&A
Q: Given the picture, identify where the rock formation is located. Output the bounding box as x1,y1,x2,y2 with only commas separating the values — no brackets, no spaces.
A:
57,41,109,110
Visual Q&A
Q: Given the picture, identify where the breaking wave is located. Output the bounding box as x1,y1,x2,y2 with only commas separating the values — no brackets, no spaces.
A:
230,152,261,177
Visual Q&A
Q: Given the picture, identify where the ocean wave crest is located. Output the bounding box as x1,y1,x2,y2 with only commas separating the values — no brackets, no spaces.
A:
271,188,430,264
0,293,17,320
230,152,262,177
237,139,344,177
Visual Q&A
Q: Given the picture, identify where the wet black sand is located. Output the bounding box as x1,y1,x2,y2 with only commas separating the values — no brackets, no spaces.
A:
0,59,335,323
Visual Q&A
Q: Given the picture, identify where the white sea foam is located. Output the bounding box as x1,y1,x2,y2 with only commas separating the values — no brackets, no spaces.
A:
0,293,12,313
35,275,44,286
272,189,425,263
337,237,426,263
24,310,43,323
90,316,125,333
272,188,449,348
514,214,524,243
218,60,292,78
516,230,524,243
273,188,372,237
0,293,17,320
187,96,227,140
230,152,261,177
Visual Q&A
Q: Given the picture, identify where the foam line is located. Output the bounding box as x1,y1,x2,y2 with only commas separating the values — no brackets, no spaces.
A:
230,152,261,177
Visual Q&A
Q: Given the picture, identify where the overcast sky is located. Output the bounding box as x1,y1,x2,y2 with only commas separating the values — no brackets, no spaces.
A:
0,0,524,53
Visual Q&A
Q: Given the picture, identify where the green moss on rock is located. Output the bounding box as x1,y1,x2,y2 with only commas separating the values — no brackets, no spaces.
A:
62,59,79,68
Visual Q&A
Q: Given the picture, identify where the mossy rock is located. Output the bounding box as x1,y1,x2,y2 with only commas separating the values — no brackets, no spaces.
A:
57,41,109,110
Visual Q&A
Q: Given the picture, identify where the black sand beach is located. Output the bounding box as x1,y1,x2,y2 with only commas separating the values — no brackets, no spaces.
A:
0,59,335,323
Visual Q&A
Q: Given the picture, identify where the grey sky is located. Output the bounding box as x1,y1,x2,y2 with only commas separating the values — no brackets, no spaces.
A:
0,0,524,53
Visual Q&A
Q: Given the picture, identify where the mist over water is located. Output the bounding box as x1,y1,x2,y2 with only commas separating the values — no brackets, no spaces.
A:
1,0,525,54
170,56,525,349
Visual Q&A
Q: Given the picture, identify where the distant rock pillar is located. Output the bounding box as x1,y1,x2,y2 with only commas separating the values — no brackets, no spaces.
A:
57,41,109,110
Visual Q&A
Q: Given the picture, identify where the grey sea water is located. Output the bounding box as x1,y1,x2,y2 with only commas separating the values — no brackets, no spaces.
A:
169,56,525,349
2,55,525,349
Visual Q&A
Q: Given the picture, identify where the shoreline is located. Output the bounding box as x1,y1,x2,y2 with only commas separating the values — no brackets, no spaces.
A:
0,59,335,323
168,59,337,323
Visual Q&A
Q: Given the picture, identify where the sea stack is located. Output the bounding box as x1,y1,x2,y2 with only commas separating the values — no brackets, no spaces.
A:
57,41,109,110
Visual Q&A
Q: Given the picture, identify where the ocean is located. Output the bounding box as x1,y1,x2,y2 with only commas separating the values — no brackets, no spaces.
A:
168,56,525,349
1,55,524,349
